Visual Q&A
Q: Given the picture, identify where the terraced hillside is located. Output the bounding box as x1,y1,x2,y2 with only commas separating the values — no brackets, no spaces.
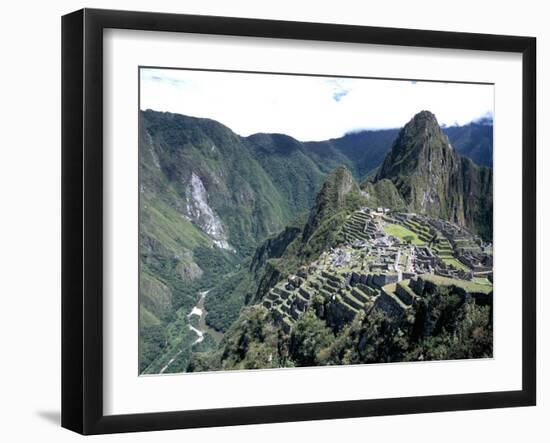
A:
259,207,493,336
339,210,377,243
140,109,494,374
184,189,493,372
401,218,434,243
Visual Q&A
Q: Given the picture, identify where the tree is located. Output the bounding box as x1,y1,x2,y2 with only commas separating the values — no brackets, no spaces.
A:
290,311,334,366
403,235,414,244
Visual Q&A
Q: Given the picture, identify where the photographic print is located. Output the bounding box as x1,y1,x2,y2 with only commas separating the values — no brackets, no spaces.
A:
138,68,494,375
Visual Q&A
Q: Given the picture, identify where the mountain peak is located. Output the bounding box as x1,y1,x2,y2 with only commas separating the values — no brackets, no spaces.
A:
312,166,359,213
413,109,438,122
372,111,492,240
375,110,452,182
404,110,445,140
302,166,359,241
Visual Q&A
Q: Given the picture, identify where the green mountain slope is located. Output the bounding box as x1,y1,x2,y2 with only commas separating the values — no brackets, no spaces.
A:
139,114,231,372
139,110,334,372
139,110,407,342
141,110,310,254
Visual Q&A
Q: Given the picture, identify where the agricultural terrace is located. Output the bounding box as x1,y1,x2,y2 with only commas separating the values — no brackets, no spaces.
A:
383,223,424,245
420,274,493,294
442,257,470,272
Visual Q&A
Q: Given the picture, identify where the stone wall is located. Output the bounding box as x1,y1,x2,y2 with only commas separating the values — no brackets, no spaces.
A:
374,290,406,320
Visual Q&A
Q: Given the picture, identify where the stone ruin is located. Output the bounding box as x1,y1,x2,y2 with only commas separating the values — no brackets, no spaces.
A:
261,209,493,333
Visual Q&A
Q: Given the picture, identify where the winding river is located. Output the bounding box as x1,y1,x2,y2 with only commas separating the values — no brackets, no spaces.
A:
187,290,209,345
187,289,224,344
159,289,222,374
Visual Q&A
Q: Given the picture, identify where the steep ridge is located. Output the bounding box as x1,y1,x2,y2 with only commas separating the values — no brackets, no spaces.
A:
247,166,365,305
199,167,363,335
374,111,492,240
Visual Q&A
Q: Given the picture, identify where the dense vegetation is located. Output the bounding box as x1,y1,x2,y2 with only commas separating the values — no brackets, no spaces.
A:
139,109,493,374
188,285,492,372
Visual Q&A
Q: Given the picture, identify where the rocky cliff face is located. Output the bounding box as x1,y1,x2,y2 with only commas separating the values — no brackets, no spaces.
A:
374,111,492,240
186,172,231,250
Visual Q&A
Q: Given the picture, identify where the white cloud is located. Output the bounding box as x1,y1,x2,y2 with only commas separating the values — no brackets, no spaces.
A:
140,68,494,142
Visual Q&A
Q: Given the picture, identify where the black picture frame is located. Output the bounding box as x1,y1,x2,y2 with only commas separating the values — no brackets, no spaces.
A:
61,8,537,435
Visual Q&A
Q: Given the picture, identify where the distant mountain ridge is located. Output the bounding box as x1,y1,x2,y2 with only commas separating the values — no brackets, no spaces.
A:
302,129,400,177
443,120,493,167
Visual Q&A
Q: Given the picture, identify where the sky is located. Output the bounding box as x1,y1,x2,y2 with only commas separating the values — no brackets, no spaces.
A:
140,68,494,142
